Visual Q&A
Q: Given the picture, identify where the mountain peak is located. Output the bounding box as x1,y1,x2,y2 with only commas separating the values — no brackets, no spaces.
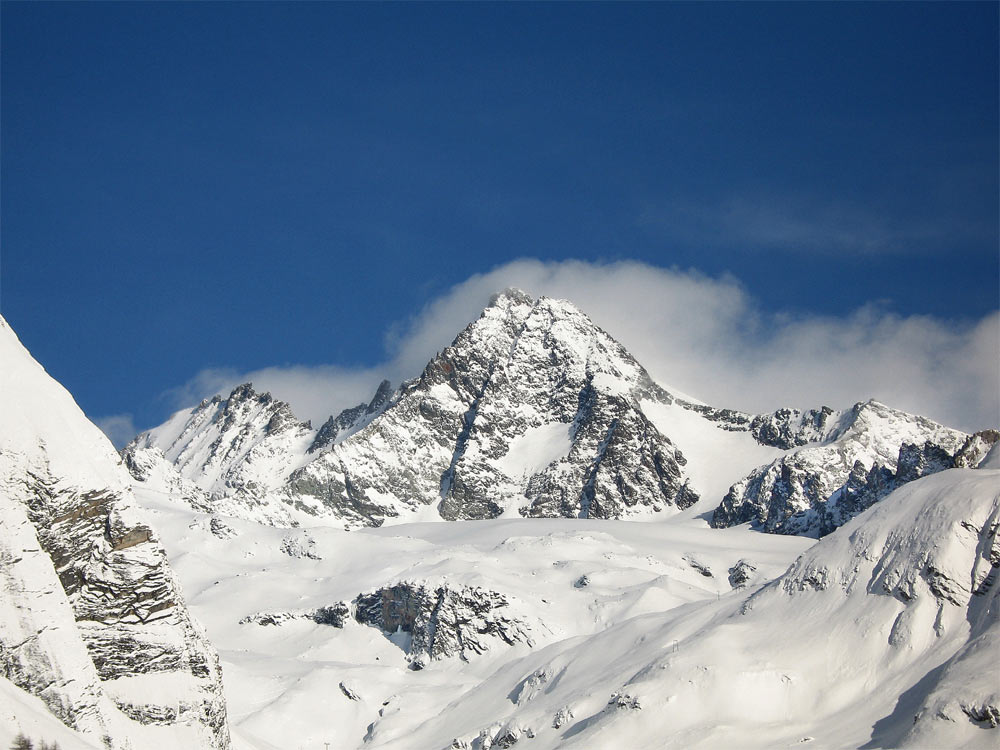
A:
487,287,535,308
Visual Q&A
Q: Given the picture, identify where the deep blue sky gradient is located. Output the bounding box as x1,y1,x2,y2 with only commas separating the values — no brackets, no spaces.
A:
2,2,997,430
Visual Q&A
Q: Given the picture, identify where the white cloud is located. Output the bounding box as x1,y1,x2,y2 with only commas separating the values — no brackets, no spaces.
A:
164,259,999,434
94,413,139,450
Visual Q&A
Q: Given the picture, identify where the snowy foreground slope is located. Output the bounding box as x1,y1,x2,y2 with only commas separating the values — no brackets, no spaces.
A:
0,317,230,749
135,487,812,749
137,452,999,750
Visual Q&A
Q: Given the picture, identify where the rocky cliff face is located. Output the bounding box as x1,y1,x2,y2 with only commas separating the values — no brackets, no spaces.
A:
290,290,699,524
125,383,315,526
354,581,534,669
0,316,230,749
1,484,120,744
711,400,968,536
679,402,842,449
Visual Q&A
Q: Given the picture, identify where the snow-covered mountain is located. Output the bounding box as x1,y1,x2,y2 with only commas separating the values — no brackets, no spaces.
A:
711,399,969,536
127,290,974,538
0,316,230,749
4,291,997,750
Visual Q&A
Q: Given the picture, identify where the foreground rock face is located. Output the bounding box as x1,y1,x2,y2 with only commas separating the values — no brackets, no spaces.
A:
0,316,230,749
354,581,533,668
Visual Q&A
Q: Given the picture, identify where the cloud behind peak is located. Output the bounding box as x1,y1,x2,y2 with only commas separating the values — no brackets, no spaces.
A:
150,260,998,436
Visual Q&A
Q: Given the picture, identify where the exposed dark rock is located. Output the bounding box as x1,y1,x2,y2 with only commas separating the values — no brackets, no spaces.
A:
962,703,1000,727
817,441,962,537
366,379,394,415
312,602,351,627
684,557,713,577
279,534,320,559
339,681,361,701
308,405,366,454
552,706,574,729
680,402,838,449
608,692,642,710
239,602,350,628
728,559,757,589
896,441,955,483
209,517,237,539
2,316,231,749
952,430,1000,469
354,581,532,665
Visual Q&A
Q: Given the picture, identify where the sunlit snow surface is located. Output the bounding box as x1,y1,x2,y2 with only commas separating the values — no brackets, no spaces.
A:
639,398,790,501
135,462,1000,750
136,486,806,749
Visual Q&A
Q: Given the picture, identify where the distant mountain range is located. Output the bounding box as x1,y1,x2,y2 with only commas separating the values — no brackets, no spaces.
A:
127,289,981,537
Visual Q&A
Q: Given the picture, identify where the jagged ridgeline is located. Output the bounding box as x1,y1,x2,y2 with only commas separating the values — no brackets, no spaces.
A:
0,317,230,748
126,290,992,535
126,290,700,526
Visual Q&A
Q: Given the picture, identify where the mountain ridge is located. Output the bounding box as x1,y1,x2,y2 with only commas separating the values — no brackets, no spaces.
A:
125,290,976,537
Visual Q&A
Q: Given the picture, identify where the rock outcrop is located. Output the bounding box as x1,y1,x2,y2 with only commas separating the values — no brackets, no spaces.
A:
0,316,231,749
354,581,533,668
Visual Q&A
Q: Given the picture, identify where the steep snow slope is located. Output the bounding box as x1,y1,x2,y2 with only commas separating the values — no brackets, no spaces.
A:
127,384,316,526
0,676,105,750
0,316,231,749
134,456,998,750
638,398,790,503
899,444,1000,748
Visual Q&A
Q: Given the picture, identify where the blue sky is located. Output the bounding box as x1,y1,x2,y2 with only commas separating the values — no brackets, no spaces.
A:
2,2,997,442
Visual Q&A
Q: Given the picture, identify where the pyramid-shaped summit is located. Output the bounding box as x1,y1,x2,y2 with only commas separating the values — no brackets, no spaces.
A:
128,290,700,527
287,289,699,525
